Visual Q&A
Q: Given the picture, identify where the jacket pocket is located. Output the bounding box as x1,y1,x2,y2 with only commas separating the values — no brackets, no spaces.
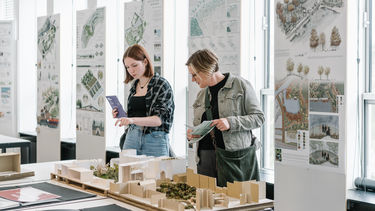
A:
224,92,243,115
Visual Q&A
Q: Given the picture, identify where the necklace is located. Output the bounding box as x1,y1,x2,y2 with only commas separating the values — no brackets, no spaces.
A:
139,77,152,89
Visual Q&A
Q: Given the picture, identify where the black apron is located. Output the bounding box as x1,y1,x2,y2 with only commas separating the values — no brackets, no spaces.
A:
204,88,259,187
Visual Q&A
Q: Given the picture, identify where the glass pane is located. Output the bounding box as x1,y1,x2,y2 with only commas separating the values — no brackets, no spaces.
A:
367,103,375,179
372,2,375,92
263,94,275,170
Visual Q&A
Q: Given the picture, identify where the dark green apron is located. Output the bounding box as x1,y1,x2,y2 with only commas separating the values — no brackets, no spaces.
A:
204,88,259,187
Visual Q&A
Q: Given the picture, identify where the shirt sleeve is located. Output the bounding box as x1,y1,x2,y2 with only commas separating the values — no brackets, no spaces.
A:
150,79,175,130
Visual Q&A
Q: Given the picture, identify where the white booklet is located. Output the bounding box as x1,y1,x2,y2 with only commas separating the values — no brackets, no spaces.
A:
188,120,215,144
0,197,19,209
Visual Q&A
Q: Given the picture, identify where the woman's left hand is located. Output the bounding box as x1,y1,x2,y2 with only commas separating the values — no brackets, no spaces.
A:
115,118,134,127
211,118,230,131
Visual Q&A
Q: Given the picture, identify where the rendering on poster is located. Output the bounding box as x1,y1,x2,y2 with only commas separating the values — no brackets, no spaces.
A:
37,15,60,129
0,22,14,122
275,0,345,54
310,81,344,113
76,8,105,137
309,140,339,167
189,0,241,74
124,0,163,74
309,114,339,140
275,57,309,151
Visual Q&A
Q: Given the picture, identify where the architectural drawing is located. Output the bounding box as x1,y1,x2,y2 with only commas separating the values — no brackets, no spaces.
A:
81,8,104,48
37,16,57,58
275,0,344,43
124,0,163,73
37,15,60,129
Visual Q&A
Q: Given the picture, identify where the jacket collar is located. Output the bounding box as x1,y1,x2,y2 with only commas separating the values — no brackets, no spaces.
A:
223,72,234,89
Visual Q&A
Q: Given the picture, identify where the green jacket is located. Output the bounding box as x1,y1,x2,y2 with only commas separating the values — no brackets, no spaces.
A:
192,73,265,151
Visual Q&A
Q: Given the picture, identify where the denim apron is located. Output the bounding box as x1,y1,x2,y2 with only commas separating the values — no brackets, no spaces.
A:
204,88,259,187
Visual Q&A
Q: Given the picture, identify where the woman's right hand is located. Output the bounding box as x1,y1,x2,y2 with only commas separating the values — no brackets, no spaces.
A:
187,129,200,140
112,108,118,118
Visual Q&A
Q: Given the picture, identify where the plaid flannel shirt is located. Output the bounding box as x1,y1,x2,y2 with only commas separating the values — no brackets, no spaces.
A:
127,73,175,134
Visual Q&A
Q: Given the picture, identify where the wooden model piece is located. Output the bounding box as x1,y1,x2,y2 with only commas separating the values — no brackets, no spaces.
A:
68,167,93,182
172,173,186,183
0,153,20,172
158,198,185,211
0,153,34,181
196,188,214,210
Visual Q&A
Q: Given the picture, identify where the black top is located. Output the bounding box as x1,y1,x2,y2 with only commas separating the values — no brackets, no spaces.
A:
128,96,147,117
127,73,175,133
199,73,229,150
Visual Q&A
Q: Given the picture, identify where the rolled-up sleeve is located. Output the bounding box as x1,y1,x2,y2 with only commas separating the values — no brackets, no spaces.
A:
150,81,175,132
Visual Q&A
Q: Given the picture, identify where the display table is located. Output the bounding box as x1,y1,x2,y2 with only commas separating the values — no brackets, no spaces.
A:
0,135,31,164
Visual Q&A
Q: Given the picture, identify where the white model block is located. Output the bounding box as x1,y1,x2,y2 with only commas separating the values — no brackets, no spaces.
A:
61,163,78,176
120,149,137,157
54,163,62,174
90,177,111,189
139,179,156,190
159,157,186,180
143,160,160,179
68,167,93,182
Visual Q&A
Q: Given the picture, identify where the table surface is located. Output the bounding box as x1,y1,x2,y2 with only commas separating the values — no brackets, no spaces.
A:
347,188,375,205
0,135,30,144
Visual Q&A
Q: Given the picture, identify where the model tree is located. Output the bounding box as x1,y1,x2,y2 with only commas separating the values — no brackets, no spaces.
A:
303,65,310,76
286,58,294,75
288,4,295,12
318,66,324,80
292,0,300,6
325,67,331,80
297,63,303,76
330,26,341,46
319,32,326,51
310,29,319,50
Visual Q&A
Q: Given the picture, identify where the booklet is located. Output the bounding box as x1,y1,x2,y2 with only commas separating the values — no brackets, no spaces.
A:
188,120,215,144
0,197,19,210
0,187,61,203
106,95,127,118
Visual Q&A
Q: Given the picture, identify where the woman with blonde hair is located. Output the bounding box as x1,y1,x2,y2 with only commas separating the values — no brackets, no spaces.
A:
186,49,264,186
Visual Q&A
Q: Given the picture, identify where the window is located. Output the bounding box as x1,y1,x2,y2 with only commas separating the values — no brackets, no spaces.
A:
365,0,375,179
260,0,274,170
0,0,14,20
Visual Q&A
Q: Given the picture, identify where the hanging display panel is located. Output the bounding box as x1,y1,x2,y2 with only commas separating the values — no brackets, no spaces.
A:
124,0,163,75
274,0,346,173
37,15,60,130
0,21,15,134
76,7,105,138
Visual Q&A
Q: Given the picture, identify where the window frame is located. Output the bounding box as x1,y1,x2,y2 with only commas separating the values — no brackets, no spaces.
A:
364,0,375,179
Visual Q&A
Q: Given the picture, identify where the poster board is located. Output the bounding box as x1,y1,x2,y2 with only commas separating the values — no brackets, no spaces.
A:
187,0,241,170
274,1,346,210
76,7,106,160
36,15,61,162
124,0,163,75
0,21,16,137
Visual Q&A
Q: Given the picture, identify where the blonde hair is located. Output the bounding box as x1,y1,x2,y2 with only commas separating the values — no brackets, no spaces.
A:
186,49,219,75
